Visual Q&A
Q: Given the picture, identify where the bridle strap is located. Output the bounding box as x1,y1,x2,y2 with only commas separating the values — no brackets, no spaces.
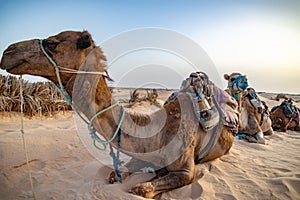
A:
39,40,72,105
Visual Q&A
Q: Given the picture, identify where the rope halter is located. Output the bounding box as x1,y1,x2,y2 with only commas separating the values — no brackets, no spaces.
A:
228,75,248,100
39,39,125,182
39,39,125,149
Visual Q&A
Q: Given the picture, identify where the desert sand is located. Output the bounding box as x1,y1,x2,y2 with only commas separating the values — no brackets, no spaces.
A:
0,89,299,200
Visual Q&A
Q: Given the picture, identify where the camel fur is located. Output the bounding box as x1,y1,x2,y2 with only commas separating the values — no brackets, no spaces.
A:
0,30,238,198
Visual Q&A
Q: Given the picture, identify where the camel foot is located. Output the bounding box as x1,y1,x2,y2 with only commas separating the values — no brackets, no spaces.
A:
256,132,267,144
108,170,130,184
129,182,155,198
246,136,258,143
246,132,267,144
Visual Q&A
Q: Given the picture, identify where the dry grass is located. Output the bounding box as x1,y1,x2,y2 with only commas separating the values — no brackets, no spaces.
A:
0,75,70,116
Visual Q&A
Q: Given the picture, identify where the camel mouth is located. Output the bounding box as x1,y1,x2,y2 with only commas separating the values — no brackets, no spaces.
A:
0,61,25,70
0,60,27,75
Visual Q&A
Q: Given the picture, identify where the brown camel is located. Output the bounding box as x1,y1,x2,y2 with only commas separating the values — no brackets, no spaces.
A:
224,72,274,144
270,98,300,132
0,30,239,198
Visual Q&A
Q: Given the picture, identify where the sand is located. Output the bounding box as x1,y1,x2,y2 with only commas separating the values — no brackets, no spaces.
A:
0,90,300,200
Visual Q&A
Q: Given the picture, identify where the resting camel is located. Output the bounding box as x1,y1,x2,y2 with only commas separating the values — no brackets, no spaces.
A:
270,98,300,132
224,72,274,144
128,88,163,108
0,30,239,198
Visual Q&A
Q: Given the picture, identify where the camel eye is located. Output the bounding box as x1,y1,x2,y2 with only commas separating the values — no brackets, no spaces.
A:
46,42,58,51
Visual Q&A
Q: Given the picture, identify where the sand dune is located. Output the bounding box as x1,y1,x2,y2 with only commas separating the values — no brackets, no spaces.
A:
0,91,300,200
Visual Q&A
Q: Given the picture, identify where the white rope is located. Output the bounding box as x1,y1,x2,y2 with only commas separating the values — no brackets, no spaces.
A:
58,65,107,75
19,75,37,200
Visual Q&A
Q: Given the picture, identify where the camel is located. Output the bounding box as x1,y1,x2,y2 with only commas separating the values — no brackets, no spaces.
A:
224,72,274,144
270,98,300,132
128,88,163,108
0,30,239,198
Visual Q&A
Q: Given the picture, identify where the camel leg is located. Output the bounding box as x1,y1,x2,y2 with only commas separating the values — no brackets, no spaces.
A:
283,117,293,132
256,132,267,144
129,145,195,198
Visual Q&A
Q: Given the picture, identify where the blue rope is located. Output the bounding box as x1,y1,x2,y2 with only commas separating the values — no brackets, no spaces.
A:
109,129,124,183
88,104,124,150
39,40,73,106
39,39,124,180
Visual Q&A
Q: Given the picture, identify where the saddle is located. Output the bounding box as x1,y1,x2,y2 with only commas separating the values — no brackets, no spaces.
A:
164,72,239,134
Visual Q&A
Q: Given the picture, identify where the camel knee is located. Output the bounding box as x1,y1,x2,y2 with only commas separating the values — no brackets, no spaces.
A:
181,171,195,185
165,171,195,188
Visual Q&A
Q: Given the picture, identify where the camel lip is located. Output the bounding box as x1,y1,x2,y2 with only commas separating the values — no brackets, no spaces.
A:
0,60,25,71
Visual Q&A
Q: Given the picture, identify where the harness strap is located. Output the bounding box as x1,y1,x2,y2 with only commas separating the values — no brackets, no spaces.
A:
193,86,208,130
259,112,264,126
109,129,123,183
196,94,224,162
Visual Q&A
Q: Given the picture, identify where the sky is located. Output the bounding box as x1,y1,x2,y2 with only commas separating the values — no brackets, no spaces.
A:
1,0,300,93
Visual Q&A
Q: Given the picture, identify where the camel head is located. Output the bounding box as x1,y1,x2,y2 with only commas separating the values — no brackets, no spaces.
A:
224,72,248,99
0,30,107,87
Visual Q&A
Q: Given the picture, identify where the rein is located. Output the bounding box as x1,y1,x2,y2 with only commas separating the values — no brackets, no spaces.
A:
39,39,124,182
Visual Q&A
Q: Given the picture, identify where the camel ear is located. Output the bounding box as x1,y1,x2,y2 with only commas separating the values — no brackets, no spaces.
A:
224,74,230,80
77,33,91,49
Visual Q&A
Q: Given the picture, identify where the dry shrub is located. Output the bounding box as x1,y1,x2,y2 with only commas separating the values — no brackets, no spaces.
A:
0,75,70,116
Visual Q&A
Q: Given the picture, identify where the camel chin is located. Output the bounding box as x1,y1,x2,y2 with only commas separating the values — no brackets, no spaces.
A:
5,65,26,75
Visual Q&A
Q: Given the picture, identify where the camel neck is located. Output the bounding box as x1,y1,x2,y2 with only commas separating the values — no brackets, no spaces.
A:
64,72,168,159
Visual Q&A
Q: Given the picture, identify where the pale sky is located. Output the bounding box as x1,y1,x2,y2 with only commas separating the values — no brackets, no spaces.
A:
1,0,300,93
